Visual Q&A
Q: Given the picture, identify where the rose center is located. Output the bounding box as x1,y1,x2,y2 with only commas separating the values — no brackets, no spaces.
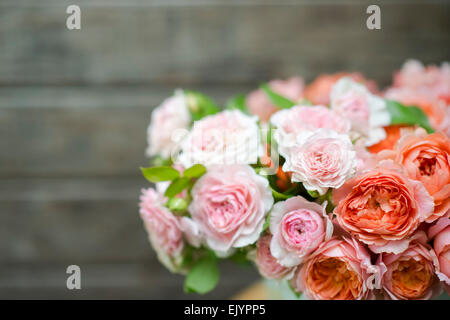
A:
417,157,437,176
391,258,433,299
307,257,362,300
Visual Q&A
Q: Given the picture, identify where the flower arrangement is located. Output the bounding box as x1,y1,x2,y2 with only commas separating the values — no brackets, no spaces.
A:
139,60,449,300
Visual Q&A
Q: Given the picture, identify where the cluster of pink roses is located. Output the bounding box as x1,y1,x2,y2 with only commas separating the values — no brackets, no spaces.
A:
139,60,449,300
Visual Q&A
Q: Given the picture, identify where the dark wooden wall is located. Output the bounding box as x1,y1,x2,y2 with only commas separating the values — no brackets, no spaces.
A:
1,0,449,299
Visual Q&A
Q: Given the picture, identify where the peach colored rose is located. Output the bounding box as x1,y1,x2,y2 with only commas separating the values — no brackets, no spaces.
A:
188,165,273,255
270,105,350,154
269,196,333,267
304,72,378,105
146,90,190,159
333,160,434,254
379,129,450,222
246,77,304,122
280,129,356,195
139,188,184,271
254,234,294,280
290,237,379,300
428,217,450,287
178,110,260,168
377,232,442,300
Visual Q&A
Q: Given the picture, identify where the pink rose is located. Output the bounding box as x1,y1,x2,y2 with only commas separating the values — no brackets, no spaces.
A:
270,105,351,153
146,90,191,158
281,129,356,195
269,196,333,267
139,188,184,271
428,217,450,286
246,77,304,122
333,160,434,254
188,165,273,255
254,234,294,280
290,237,379,300
377,232,442,300
178,110,260,168
330,78,391,146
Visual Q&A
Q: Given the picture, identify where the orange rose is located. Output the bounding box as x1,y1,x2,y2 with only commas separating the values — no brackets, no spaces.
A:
380,129,450,222
367,125,414,154
333,160,434,254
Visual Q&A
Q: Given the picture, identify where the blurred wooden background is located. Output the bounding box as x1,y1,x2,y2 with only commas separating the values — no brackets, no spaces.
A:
0,0,449,299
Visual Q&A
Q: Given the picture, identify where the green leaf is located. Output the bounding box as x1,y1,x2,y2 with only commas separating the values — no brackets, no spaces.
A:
229,250,251,266
386,100,434,133
164,177,191,197
262,213,271,232
260,83,296,109
184,253,219,294
225,94,248,114
166,197,188,212
270,186,292,200
183,164,207,179
307,189,320,198
185,90,219,121
141,166,180,182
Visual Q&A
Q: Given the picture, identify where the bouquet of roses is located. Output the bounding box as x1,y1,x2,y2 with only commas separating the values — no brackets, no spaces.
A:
138,60,449,300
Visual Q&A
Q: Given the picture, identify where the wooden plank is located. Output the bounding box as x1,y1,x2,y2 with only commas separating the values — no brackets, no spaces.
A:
0,261,259,299
0,3,448,86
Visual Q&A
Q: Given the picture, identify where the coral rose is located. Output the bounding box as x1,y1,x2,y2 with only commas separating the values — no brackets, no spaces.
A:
290,237,379,300
428,217,450,287
188,165,273,255
178,110,260,168
246,77,304,122
379,129,450,222
253,234,294,280
333,160,434,254
377,232,442,300
280,129,357,195
269,196,333,267
139,188,185,272
146,90,191,159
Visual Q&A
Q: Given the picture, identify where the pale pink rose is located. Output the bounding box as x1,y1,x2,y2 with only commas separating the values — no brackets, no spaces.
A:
179,217,202,248
281,129,356,195
270,105,351,153
146,90,191,158
290,237,379,300
188,165,273,255
393,60,450,103
246,77,304,122
269,196,333,267
428,217,450,286
254,234,294,280
377,232,442,300
333,160,434,254
178,110,260,168
139,188,184,271
330,77,391,146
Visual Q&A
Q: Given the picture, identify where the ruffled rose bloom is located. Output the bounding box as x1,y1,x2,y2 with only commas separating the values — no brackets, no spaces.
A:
146,90,191,159
290,237,379,300
379,129,450,222
330,77,391,147
269,196,333,267
281,129,357,195
304,72,378,105
139,188,184,272
428,217,450,287
270,105,351,154
392,60,450,104
333,160,434,254
178,110,260,168
377,232,442,300
253,234,294,280
188,165,273,255
246,77,304,122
